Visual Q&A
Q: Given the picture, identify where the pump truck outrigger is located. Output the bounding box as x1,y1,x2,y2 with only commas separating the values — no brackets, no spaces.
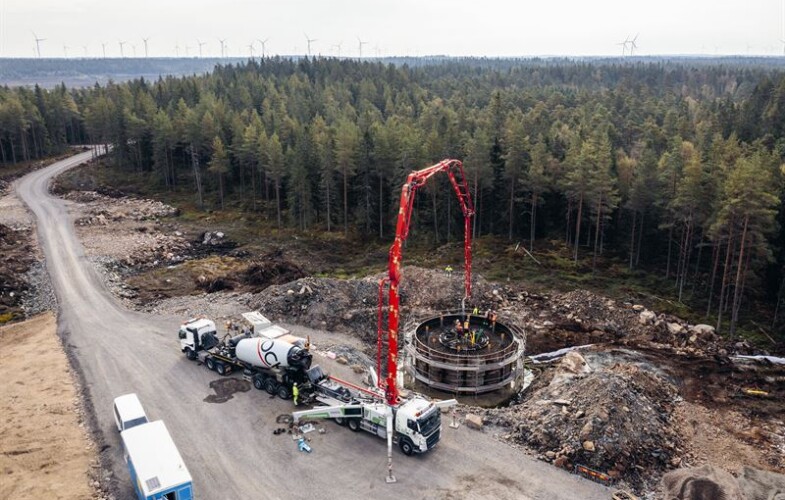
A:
291,159,472,467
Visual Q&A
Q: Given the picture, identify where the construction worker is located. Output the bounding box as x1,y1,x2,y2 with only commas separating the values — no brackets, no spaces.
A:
472,306,479,316
445,265,454,275
292,383,299,406
455,319,464,334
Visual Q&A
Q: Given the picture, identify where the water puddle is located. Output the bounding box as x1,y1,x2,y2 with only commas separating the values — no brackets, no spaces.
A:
204,377,251,403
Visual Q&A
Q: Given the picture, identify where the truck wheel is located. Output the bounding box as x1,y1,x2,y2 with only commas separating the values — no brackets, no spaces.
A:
216,363,226,376
399,438,414,456
347,418,360,432
253,375,265,390
185,348,197,360
277,386,291,400
264,379,278,395
334,417,346,426
205,357,216,371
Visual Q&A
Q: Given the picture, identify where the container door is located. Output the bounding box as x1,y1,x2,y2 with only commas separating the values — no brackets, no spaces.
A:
176,484,193,500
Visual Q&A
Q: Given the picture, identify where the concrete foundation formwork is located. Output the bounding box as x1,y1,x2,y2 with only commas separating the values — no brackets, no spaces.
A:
403,312,525,395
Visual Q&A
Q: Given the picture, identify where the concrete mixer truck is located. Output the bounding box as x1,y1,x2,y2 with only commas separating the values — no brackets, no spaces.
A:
178,318,311,399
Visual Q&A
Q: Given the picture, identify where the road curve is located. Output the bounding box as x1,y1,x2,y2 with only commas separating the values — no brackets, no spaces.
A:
15,150,611,500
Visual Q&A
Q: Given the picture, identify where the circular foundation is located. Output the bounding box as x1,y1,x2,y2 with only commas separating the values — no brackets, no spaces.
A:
404,312,525,395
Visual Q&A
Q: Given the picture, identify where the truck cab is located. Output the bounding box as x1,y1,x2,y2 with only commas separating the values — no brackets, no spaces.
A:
394,398,441,455
113,393,149,432
178,318,219,358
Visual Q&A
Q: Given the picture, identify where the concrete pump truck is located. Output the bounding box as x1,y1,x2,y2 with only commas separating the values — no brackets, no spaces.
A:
292,159,474,481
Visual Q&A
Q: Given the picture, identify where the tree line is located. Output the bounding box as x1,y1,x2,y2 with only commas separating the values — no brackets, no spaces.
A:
2,57,785,338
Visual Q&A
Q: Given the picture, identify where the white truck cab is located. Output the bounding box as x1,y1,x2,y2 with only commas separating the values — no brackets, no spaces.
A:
178,318,218,358
394,398,441,454
113,393,149,432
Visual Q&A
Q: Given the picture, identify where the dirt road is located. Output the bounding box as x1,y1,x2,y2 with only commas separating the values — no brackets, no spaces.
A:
14,149,611,499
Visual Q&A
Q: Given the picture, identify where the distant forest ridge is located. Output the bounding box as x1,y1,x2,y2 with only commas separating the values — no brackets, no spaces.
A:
2,55,785,88
3,56,785,340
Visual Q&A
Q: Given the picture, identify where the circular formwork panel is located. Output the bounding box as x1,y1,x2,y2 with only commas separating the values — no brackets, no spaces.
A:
403,312,525,396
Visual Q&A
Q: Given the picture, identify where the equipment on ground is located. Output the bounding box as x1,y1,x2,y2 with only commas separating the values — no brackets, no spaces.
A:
293,365,455,456
292,159,470,480
121,420,192,500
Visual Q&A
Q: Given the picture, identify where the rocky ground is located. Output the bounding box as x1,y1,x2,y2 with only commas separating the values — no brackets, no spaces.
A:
17,177,783,498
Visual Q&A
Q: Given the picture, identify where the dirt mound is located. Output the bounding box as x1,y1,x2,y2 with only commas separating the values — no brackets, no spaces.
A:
661,464,744,500
250,266,489,338
241,250,305,292
0,223,36,322
481,349,682,491
477,286,730,357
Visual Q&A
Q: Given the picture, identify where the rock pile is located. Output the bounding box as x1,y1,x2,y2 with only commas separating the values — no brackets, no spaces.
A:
478,350,683,491
65,191,179,225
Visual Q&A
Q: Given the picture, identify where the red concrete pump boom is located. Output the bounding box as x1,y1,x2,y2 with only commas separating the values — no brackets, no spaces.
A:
377,159,475,405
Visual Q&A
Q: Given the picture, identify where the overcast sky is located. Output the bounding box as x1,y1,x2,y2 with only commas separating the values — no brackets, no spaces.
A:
1,0,784,58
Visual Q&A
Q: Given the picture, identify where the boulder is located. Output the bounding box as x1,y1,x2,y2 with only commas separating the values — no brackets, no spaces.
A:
667,322,686,335
582,440,595,452
579,421,593,441
465,413,484,430
639,310,656,324
691,324,716,336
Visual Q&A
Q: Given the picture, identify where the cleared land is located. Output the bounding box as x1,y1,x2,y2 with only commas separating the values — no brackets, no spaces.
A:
0,312,96,500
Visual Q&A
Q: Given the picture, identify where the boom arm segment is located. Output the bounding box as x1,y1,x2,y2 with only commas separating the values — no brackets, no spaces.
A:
378,159,475,405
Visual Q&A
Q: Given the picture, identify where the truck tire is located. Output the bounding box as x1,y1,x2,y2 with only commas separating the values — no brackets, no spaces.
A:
347,418,360,432
264,379,278,395
399,438,414,456
253,375,266,390
277,386,291,400
216,363,226,376
205,356,216,371
185,348,197,360
334,417,346,426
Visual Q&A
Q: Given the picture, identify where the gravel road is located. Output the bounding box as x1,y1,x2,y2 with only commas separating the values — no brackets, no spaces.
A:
15,149,611,500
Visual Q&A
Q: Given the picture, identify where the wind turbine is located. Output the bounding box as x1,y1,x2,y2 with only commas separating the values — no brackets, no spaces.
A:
616,36,630,56
357,36,368,58
132,44,137,57
32,32,46,58
101,42,107,58
63,45,69,58
142,37,150,58
197,39,206,58
332,40,343,57
304,33,317,56
185,45,191,57
247,43,255,58
629,33,639,56
118,40,126,58
175,43,180,57
257,38,269,58
219,38,227,58
83,45,89,57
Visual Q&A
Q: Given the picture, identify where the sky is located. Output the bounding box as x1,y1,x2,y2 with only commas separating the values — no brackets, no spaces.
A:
0,0,784,58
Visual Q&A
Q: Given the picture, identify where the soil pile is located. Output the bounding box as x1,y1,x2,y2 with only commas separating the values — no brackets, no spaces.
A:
251,266,490,338
480,350,683,491
0,223,36,322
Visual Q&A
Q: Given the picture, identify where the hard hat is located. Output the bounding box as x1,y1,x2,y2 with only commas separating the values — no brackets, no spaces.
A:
294,382,298,386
